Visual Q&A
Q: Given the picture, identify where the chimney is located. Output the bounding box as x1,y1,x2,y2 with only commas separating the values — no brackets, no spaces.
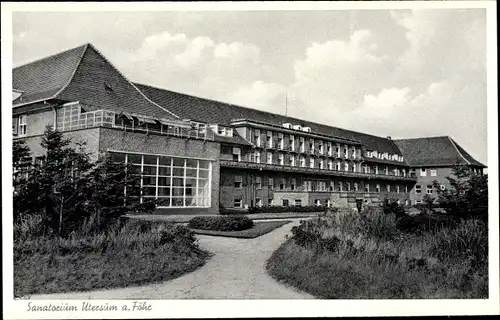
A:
386,136,392,140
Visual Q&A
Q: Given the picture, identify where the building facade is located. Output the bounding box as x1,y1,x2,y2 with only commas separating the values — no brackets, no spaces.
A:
12,44,485,213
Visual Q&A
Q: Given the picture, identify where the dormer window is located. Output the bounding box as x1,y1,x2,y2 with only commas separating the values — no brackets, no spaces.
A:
12,89,23,101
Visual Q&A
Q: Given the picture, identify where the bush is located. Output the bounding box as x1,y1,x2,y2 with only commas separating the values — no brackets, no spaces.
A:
188,215,254,231
382,199,406,219
224,205,328,215
396,213,458,233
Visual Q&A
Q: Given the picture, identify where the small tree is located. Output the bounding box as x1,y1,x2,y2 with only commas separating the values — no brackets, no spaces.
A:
433,164,488,220
13,126,158,237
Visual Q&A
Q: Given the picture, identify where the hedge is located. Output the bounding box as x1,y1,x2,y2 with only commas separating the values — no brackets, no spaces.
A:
220,205,328,215
187,215,254,231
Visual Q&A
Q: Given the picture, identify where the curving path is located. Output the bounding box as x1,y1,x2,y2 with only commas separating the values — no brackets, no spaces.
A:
27,219,314,300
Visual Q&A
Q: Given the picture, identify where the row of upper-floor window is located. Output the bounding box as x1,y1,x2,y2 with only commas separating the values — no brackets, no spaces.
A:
229,147,409,176
248,128,363,159
232,176,410,193
365,150,404,163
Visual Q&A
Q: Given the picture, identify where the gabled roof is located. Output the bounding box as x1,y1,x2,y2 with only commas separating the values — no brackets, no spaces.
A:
135,83,404,156
394,136,485,168
13,44,178,121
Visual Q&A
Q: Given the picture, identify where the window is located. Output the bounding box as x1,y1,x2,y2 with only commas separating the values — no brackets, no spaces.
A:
346,182,351,192
289,135,295,151
232,147,241,162
299,137,305,152
420,168,427,176
351,163,356,172
268,178,274,190
415,185,422,194
318,141,324,155
255,129,261,147
279,179,285,190
394,168,400,176
426,185,433,194
291,178,296,191
255,177,262,189
354,183,359,192
402,169,407,177
336,161,341,171
319,159,324,170
387,184,391,192
234,176,242,189
405,199,409,206
294,199,302,207
268,199,274,206
278,133,284,150
338,182,343,192
309,139,315,153
415,200,422,204
344,146,348,158
217,126,233,136
365,183,370,192
327,199,331,207
336,145,340,157
256,198,262,207
234,199,242,208
385,166,389,175
329,181,335,191
405,185,408,193
315,199,321,206
396,185,400,193
18,115,27,136
430,169,437,177
310,157,315,168
300,156,306,167
34,156,45,167
109,152,211,207
328,160,333,170
267,152,273,164
12,117,19,135
327,142,332,156
375,165,379,175
440,184,446,191
278,153,284,165
376,184,380,193
266,131,273,148
290,155,295,166
282,199,289,206
344,162,349,172
254,151,261,163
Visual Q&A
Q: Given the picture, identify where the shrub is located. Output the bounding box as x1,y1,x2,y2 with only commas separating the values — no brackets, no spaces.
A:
396,213,458,233
382,199,406,219
224,205,328,215
188,215,254,231
359,207,398,241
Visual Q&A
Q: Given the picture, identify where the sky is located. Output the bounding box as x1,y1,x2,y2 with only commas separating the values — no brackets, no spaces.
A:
12,8,488,165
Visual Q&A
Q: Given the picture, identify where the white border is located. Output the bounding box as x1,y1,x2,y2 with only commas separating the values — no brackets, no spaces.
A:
2,1,499,319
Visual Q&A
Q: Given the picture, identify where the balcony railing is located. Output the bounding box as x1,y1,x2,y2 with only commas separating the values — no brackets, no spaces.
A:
220,160,417,181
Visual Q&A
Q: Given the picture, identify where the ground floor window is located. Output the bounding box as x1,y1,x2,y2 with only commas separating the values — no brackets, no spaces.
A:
255,198,262,207
294,199,302,207
315,199,321,206
109,151,211,207
282,199,289,206
234,199,242,208
268,199,273,206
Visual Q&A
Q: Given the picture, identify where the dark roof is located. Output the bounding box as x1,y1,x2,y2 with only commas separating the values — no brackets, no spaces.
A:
214,131,252,146
135,83,404,156
394,136,485,167
13,44,178,121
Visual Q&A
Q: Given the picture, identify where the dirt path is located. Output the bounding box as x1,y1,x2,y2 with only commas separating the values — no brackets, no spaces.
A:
27,219,314,299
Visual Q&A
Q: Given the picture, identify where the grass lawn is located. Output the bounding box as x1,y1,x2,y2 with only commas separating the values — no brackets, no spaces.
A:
14,221,209,297
190,220,292,238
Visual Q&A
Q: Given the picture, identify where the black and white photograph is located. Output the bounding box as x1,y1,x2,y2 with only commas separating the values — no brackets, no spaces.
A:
2,1,498,319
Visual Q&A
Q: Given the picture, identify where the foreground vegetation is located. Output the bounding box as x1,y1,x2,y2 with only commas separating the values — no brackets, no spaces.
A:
13,128,208,297
267,166,488,299
15,219,208,297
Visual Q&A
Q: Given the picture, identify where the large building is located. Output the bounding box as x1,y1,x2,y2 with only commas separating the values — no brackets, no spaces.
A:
12,44,486,214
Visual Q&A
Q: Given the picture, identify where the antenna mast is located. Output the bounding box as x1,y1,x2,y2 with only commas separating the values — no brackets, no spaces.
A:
285,92,288,117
